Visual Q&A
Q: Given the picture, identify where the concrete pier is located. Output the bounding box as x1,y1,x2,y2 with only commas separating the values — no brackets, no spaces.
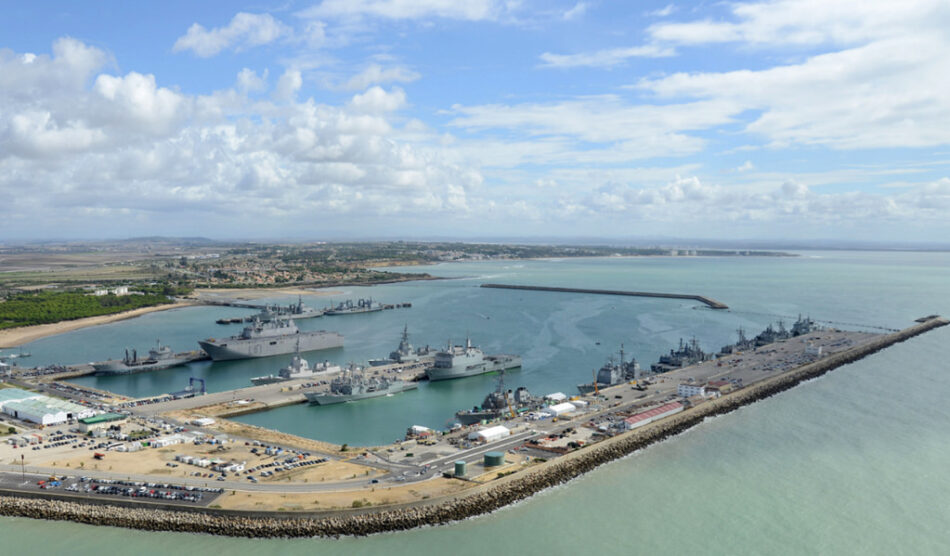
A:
480,283,729,309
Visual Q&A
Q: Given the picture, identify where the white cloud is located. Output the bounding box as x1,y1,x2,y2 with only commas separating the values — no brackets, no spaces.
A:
648,4,676,17
348,86,407,112
236,68,269,94
343,64,420,90
649,0,949,46
273,69,303,101
539,44,674,68
173,12,290,57
300,0,504,21
737,160,754,172
562,2,588,20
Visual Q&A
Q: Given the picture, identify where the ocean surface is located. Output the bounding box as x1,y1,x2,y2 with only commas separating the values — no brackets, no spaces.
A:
4,251,950,554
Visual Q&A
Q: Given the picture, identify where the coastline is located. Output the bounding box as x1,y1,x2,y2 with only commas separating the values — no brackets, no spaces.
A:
0,301,197,349
0,316,945,537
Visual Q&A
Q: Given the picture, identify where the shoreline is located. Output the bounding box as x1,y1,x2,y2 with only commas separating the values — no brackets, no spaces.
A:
0,301,198,349
0,316,945,537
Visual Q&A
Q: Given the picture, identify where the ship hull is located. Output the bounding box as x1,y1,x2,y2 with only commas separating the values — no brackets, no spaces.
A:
426,355,522,381
304,382,417,405
92,354,199,375
198,332,344,361
454,410,503,425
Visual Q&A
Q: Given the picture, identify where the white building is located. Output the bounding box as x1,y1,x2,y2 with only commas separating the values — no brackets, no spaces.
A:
677,383,706,398
469,425,510,443
542,402,577,417
544,392,567,402
1,392,95,425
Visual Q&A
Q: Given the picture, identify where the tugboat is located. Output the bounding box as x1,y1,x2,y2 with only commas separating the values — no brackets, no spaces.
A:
303,364,417,405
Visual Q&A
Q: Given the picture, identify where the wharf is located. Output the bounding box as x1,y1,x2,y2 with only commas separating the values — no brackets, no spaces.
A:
481,283,729,309
131,360,430,418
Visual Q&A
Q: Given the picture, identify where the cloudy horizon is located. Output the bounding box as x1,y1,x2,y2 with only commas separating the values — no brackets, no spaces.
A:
2,1,949,242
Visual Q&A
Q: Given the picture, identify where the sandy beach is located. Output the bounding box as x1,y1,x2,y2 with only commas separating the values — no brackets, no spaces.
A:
0,301,197,348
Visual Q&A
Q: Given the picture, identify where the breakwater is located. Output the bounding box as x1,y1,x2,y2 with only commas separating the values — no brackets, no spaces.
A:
480,283,729,309
0,316,945,537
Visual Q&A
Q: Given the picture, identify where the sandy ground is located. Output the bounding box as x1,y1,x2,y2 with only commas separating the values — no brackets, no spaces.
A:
216,477,471,511
194,287,342,301
4,436,375,485
174,414,349,454
0,301,197,348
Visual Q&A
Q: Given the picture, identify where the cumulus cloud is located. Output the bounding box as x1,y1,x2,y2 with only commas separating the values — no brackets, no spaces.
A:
562,2,588,20
0,38,485,238
273,69,303,101
236,68,269,94
173,12,290,57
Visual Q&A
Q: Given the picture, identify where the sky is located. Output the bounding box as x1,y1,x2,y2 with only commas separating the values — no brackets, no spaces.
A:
1,0,950,244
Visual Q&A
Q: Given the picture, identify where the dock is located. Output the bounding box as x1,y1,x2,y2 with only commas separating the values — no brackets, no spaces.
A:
480,283,729,309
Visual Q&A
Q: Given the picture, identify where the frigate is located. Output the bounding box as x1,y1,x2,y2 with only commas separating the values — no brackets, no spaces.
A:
304,364,417,405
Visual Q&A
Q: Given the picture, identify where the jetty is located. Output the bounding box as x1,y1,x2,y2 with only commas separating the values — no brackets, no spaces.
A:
480,283,729,309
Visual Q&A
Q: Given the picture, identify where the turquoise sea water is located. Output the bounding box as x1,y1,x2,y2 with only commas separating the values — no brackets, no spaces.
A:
4,251,950,554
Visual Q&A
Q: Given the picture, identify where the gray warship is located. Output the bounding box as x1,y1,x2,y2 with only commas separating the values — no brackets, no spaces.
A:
249,342,341,385
650,337,710,373
719,328,755,355
577,345,641,394
368,325,435,366
256,296,324,320
325,298,383,315
198,318,343,361
304,365,417,405
455,371,541,425
92,341,205,375
425,337,522,381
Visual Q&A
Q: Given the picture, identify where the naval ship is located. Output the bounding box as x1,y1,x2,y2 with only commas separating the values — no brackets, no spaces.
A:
249,342,341,385
650,337,710,373
198,318,343,361
425,338,522,381
92,341,204,375
256,296,324,320
577,345,641,394
719,328,756,355
304,364,417,405
368,325,435,366
325,298,383,315
455,371,541,425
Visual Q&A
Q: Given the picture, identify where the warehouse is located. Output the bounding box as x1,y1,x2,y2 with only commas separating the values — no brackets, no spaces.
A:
0,387,44,409
542,402,577,417
78,413,127,433
0,388,95,425
624,401,684,431
469,425,510,443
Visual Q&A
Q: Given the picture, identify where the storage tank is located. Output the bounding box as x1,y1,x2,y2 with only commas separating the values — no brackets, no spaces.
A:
454,460,467,477
484,451,504,467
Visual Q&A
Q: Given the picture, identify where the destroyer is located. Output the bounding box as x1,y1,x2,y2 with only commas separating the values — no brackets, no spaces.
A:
198,318,343,361
368,325,435,366
455,371,542,425
425,337,522,381
325,298,383,315
577,345,642,394
249,342,341,385
304,365,417,405
92,341,204,375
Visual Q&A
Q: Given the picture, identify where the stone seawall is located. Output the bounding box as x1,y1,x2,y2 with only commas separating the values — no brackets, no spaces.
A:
1,318,946,537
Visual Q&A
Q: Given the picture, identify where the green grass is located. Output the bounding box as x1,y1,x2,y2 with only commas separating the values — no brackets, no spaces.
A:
0,290,172,330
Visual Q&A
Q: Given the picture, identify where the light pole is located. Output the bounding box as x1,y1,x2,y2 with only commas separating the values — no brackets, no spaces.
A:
20,453,25,481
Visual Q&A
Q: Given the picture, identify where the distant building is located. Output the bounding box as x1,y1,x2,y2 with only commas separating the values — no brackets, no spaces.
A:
78,413,127,433
624,401,684,430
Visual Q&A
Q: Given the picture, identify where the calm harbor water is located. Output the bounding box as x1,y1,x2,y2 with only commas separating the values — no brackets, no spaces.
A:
4,251,950,554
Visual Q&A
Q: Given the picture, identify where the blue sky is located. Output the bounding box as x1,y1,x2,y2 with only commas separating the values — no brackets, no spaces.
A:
1,0,949,243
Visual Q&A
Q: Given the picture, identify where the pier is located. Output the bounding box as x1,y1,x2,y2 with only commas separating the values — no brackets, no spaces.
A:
480,283,729,309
